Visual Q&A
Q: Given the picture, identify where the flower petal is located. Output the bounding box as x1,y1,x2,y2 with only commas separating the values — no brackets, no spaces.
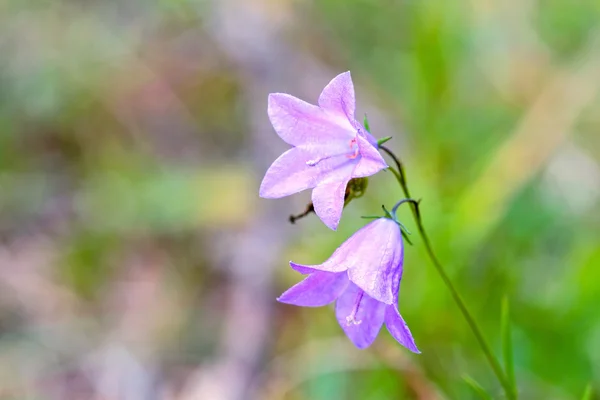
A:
390,239,405,304
277,272,349,307
268,93,354,147
335,283,386,349
346,218,402,304
357,124,379,148
318,71,356,123
295,217,399,274
289,261,348,274
289,262,319,274
259,147,320,198
352,134,388,178
385,305,420,353
311,175,351,231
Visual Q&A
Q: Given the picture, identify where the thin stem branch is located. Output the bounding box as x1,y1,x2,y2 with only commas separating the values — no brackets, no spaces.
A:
380,145,516,400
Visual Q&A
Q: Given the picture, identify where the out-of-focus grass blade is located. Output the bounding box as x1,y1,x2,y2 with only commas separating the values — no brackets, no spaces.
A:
463,375,492,400
581,383,593,400
502,296,517,398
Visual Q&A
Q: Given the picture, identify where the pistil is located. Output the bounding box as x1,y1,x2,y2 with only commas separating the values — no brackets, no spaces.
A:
345,290,364,326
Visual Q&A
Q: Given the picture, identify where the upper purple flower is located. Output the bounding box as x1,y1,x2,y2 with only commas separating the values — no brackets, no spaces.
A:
259,72,388,230
278,218,419,352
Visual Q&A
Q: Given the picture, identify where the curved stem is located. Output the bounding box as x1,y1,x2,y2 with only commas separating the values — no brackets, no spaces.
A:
391,198,419,217
380,145,516,400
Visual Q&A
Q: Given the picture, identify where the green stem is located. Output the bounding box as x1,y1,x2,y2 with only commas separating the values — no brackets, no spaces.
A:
380,145,516,400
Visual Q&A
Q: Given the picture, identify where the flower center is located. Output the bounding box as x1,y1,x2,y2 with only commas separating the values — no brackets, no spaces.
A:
345,290,364,326
305,138,360,166
346,138,359,159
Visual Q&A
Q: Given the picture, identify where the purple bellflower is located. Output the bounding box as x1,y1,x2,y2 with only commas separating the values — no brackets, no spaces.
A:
259,72,388,230
278,217,419,352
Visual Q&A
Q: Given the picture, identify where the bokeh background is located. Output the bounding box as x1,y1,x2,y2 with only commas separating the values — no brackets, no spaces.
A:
1,0,600,399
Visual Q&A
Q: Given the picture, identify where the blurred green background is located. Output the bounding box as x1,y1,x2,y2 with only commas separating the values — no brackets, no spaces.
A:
1,0,600,399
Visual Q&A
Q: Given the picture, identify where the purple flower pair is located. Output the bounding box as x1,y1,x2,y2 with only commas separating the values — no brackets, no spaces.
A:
260,72,418,352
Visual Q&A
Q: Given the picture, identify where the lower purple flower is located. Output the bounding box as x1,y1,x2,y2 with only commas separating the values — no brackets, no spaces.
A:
277,218,419,352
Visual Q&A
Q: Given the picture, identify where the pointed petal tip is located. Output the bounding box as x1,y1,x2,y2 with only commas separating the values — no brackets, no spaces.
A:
277,272,348,307
276,294,300,306
289,261,317,274
258,180,278,199
327,221,339,231
319,218,339,231
276,289,304,306
319,212,340,231
318,72,356,120
290,261,345,274
402,340,421,354
258,186,269,199
266,92,278,110
342,331,378,350
385,306,420,354
276,294,295,304
275,294,289,304
258,187,279,199
311,180,348,231
267,92,286,102
328,71,352,82
351,341,372,350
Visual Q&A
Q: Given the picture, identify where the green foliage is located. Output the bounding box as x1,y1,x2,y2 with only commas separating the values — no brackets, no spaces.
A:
303,0,600,397
501,297,517,398
581,383,593,400
463,375,493,400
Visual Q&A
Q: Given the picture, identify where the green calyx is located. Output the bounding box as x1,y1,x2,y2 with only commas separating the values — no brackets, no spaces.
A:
361,198,419,245
377,136,392,146
363,114,393,147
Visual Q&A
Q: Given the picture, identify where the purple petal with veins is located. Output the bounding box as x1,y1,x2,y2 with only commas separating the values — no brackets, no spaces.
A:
260,71,388,230
278,217,418,352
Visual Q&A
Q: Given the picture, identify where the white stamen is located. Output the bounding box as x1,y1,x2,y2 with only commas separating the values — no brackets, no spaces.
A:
345,291,364,326
306,158,325,166
305,153,340,167
305,138,360,167
346,315,362,325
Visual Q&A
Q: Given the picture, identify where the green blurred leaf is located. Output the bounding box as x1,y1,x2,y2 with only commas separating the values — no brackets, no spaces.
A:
581,383,593,400
463,375,492,400
502,296,517,397
60,232,118,300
